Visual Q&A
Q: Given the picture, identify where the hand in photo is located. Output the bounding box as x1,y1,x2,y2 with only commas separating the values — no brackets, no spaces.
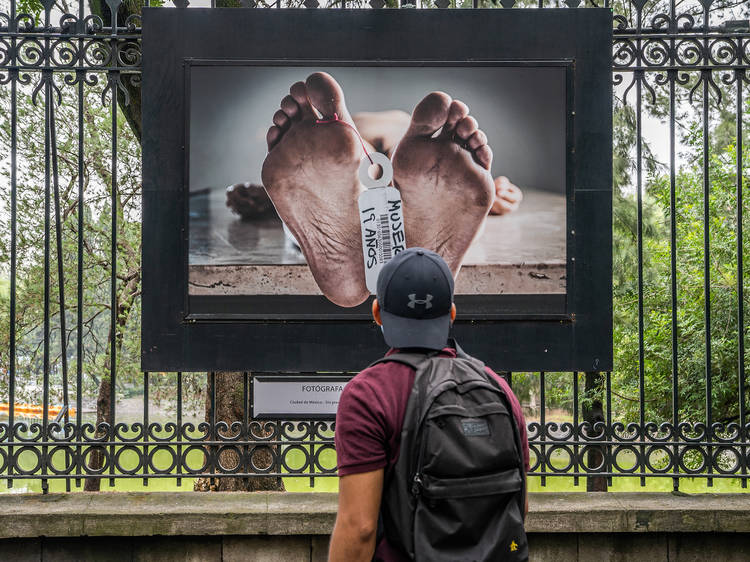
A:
490,175,523,216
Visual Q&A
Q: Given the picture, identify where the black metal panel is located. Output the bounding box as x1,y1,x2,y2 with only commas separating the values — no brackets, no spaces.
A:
141,8,613,372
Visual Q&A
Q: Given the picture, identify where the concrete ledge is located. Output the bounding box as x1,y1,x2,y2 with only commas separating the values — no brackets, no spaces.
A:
529,492,750,534
0,492,336,538
1,492,750,539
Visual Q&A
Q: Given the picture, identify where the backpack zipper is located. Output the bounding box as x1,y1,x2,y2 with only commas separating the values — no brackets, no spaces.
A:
411,366,431,498
411,473,423,496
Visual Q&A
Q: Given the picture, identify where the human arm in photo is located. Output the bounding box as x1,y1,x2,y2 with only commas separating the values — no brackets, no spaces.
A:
329,468,384,562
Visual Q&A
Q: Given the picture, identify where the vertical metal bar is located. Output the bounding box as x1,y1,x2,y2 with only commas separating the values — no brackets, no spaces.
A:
275,417,282,489
573,372,579,487
636,69,646,487
669,69,680,493
50,90,71,492
75,0,85,491
702,68,713,486
633,4,646,487
243,372,249,485
107,0,121,489
606,372,612,487
631,0,647,489
108,77,117,488
143,373,149,486
176,372,183,487
209,372,216,483
7,0,18,490
309,418,316,487
42,65,52,495
737,72,746,488
539,371,546,487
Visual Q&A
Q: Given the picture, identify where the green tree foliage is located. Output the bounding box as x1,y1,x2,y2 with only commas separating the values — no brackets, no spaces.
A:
0,78,143,408
611,89,750,426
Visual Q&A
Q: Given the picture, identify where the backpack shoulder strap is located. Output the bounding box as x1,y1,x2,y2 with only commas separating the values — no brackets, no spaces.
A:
449,338,487,373
450,338,471,360
367,351,436,371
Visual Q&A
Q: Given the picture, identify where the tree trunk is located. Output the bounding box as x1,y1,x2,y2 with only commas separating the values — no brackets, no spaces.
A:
83,374,112,491
583,371,608,492
83,271,140,491
194,372,285,492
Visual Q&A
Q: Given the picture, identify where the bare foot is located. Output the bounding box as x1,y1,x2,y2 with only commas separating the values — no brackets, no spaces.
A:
392,92,495,275
261,72,369,307
490,175,523,215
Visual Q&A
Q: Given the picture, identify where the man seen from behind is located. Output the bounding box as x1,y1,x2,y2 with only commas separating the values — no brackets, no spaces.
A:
329,247,530,562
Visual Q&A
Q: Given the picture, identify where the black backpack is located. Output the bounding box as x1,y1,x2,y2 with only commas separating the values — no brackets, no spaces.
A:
370,344,528,562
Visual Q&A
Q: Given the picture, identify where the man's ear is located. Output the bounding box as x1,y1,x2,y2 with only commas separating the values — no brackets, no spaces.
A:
372,299,383,326
450,303,456,323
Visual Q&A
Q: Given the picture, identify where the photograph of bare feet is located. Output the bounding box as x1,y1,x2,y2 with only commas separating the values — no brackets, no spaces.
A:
188,66,567,308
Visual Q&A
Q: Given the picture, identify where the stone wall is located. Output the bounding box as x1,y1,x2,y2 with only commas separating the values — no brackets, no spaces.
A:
2,492,750,561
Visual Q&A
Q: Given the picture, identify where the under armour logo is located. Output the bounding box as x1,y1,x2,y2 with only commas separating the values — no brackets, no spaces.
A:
407,293,433,309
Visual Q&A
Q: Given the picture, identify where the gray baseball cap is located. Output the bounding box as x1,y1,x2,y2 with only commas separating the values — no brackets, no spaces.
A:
376,248,454,350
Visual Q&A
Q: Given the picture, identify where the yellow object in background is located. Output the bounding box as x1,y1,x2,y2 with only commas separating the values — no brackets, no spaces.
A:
0,403,76,419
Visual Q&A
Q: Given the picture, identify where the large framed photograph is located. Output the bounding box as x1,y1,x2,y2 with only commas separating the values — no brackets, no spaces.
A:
187,61,569,318
142,8,612,372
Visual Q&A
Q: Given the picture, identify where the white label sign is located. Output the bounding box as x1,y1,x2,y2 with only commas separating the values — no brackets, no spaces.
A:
357,152,407,293
253,376,352,418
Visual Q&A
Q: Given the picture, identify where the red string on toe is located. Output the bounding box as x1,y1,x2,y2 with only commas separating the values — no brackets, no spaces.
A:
316,113,374,165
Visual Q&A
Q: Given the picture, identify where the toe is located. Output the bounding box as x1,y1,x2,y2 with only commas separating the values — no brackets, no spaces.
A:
405,91,452,137
474,144,493,171
266,126,282,150
441,99,469,137
280,95,301,121
467,129,487,151
273,109,290,130
455,115,478,140
290,81,316,118
306,72,350,120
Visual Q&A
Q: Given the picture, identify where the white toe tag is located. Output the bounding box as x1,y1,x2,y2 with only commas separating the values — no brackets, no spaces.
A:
357,152,406,293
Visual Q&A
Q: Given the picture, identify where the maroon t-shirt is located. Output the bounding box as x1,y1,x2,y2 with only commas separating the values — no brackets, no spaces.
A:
335,347,529,562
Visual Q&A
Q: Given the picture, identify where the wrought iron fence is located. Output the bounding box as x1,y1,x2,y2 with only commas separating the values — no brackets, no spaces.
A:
0,0,748,493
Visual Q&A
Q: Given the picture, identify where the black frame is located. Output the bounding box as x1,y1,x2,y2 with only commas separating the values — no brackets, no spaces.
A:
142,8,612,372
